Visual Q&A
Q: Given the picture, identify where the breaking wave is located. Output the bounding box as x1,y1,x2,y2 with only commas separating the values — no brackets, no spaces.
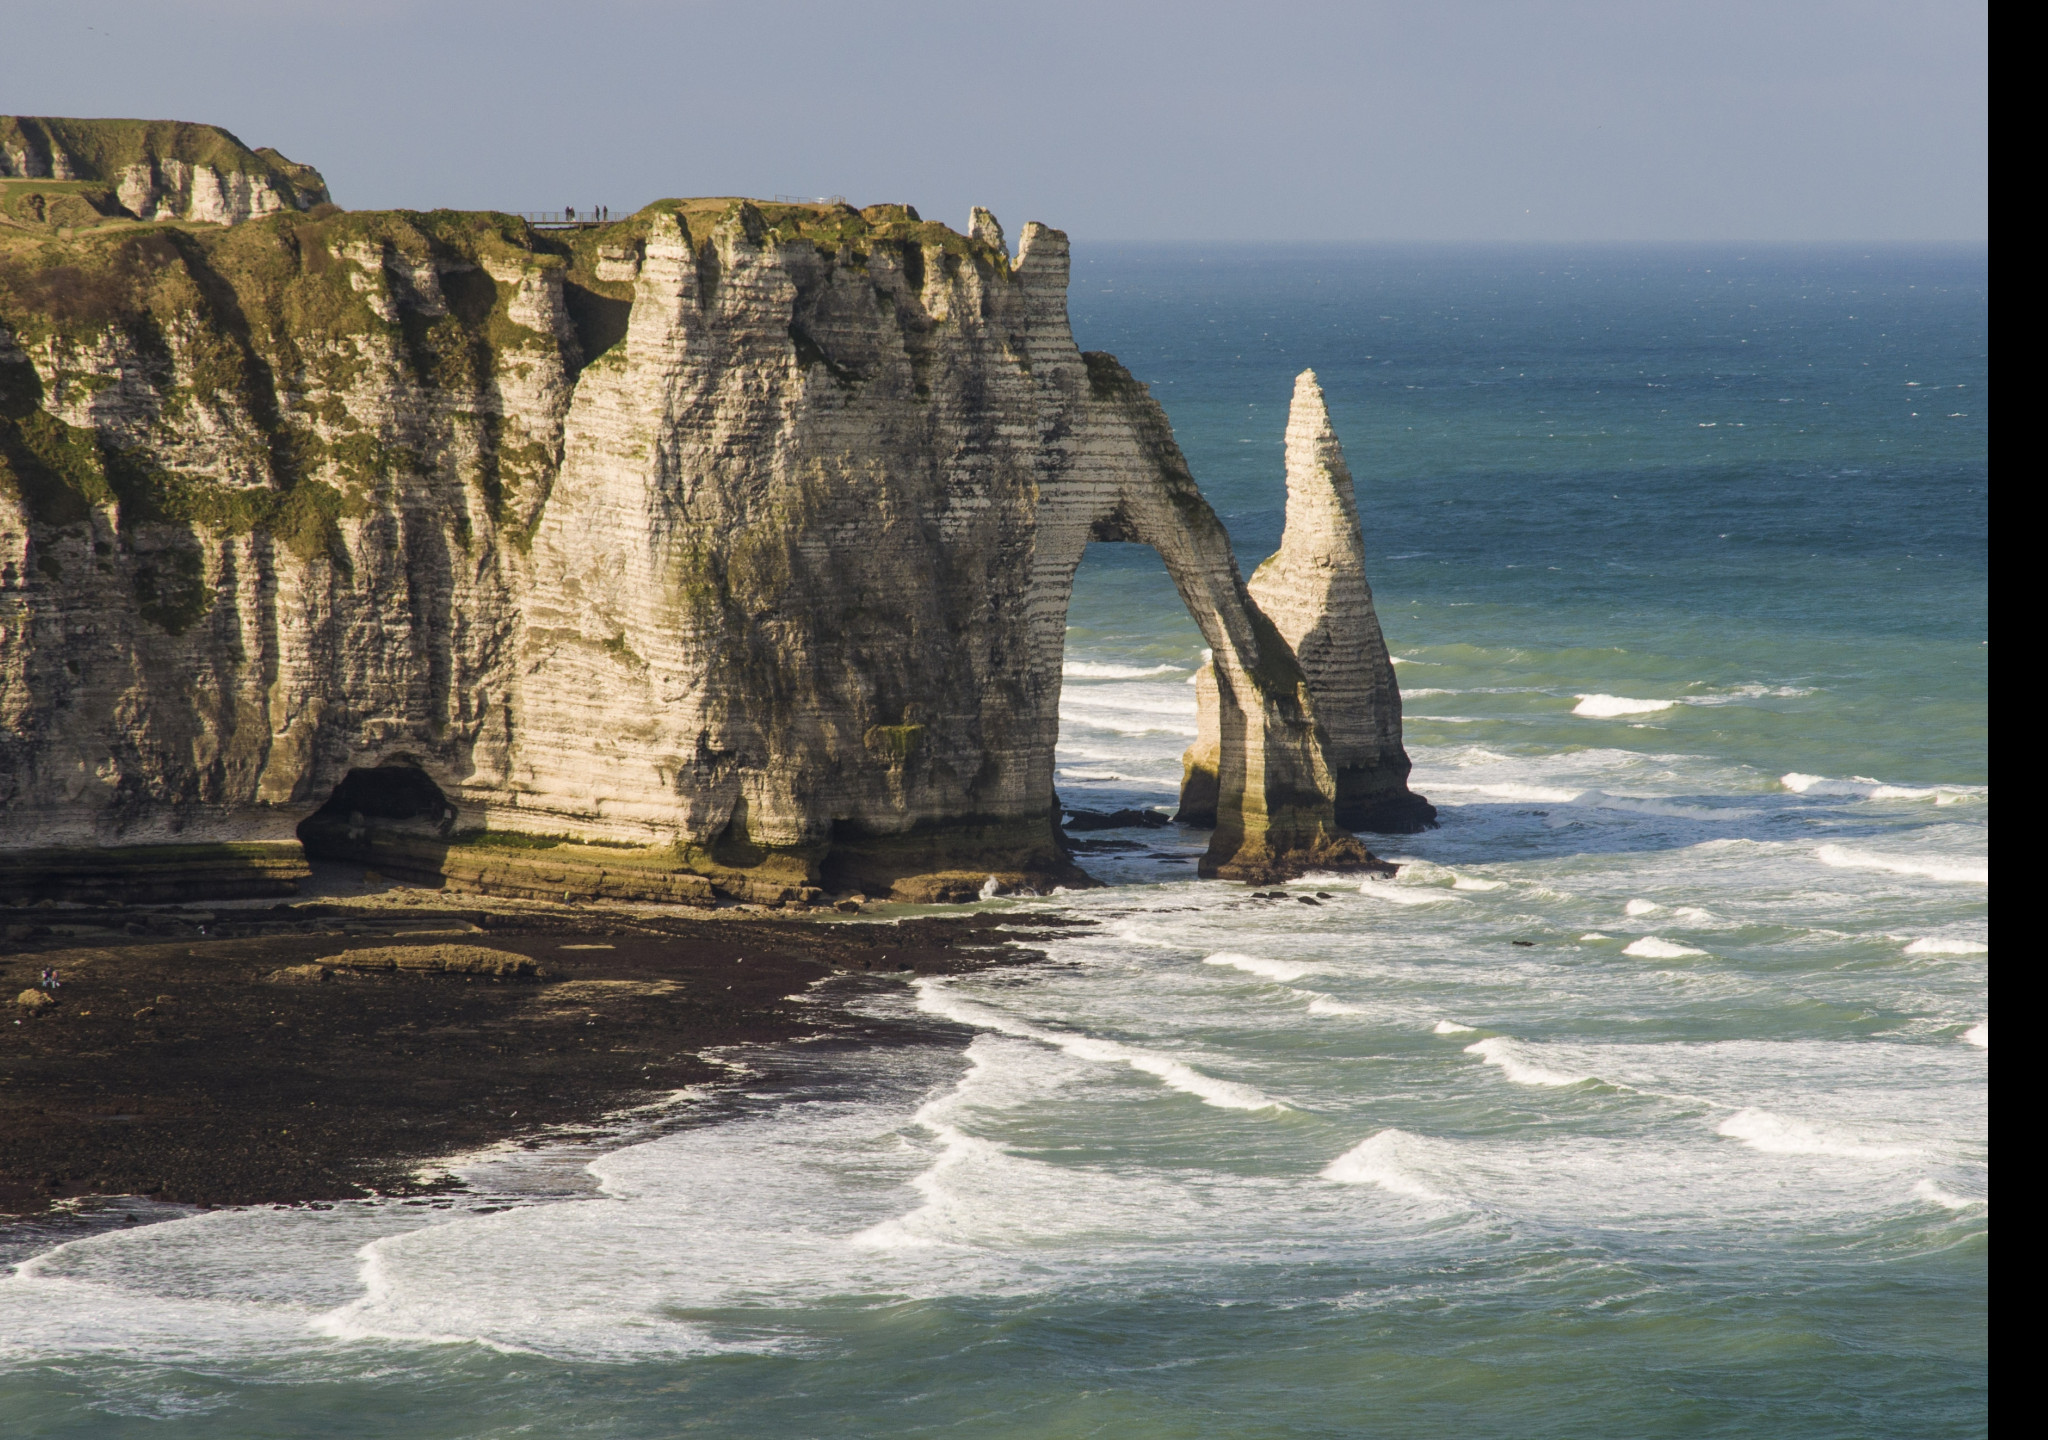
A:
1913,1179,1984,1211
1572,694,1678,717
1202,952,1321,982
1305,994,1370,1016
1816,845,1987,885
914,981,1286,1112
1623,937,1709,959
1781,773,1983,804
1320,1130,1447,1199
1714,1108,1917,1159
1904,937,1989,955
1464,1037,1589,1087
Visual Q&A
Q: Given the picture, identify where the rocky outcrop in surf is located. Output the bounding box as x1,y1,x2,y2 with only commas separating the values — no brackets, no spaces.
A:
1181,370,1434,834
2,155,1402,903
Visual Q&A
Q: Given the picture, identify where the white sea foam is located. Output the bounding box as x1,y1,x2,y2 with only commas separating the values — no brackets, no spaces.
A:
1320,1130,1446,1199
1781,772,1983,804
1905,937,1988,955
1624,899,1661,916
1913,1179,1983,1211
1062,661,1185,679
847,1120,1004,1252
1433,1020,1477,1035
1357,880,1454,905
1714,1108,1918,1159
1428,781,1585,803
1685,684,1816,705
1451,875,1505,891
1960,1022,1987,1048
1579,933,1613,942
1623,937,1709,958
1306,994,1370,1016
1203,952,1320,982
913,980,1285,1111
1573,694,1677,717
1464,1037,1588,1087
1816,844,1987,885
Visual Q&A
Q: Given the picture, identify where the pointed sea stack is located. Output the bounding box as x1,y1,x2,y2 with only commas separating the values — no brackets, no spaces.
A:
1184,370,1435,833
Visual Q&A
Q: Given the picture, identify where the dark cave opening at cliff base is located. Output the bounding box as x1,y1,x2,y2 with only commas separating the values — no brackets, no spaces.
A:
1056,543,1212,863
296,766,458,867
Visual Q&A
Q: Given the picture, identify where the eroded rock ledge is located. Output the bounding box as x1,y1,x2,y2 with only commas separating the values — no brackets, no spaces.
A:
2,156,1428,903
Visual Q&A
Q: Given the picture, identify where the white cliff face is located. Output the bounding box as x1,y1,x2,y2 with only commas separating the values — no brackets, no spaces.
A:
2,200,1385,901
1213,370,1432,833
2,213,568,853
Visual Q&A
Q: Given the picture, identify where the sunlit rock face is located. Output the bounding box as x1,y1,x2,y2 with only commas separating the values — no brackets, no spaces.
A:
2,180,1393,903
1183,370,1434,835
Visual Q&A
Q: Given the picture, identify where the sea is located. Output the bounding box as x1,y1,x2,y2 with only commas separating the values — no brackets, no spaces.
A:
0,244,1987,1437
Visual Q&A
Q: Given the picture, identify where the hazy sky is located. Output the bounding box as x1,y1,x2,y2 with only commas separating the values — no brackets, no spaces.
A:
5,1,1986,242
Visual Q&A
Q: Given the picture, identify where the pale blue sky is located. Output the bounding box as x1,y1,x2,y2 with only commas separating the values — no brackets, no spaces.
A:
4,0,1987,241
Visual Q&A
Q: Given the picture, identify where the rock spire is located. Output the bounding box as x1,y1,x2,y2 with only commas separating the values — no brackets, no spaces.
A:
968,206,1005,253
1182,370,1434,833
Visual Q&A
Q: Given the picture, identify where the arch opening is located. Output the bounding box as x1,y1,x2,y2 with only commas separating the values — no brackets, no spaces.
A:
1053,540,1213,881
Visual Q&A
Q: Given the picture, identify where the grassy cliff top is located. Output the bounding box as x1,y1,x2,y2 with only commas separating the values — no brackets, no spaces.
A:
1,117,327,204
0,197,1018,317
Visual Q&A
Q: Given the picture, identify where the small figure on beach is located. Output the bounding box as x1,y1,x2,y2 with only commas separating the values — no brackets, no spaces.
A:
39,967,58,991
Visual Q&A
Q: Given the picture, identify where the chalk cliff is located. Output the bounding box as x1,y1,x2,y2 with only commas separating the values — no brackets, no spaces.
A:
1,118,329,229
1,166,1413,903
1181,371,1435,833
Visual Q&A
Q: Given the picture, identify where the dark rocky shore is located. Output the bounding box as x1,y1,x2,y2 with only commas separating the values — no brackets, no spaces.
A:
0,885,1080,1218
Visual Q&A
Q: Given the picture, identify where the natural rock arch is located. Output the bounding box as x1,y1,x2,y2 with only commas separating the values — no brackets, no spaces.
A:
1,193,1427,903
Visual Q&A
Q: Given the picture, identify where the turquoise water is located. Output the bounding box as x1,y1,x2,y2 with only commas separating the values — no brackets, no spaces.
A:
0,246,1986,1436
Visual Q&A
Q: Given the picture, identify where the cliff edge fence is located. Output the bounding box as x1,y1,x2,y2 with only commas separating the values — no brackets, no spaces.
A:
1,119,1430,906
